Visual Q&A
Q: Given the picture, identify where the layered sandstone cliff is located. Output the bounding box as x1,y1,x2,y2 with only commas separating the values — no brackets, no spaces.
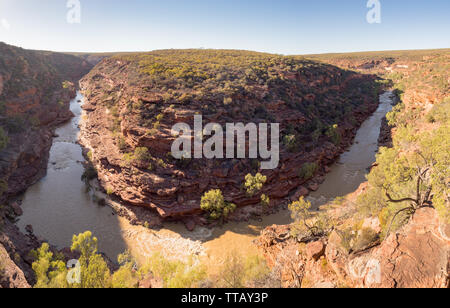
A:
79,50,382,222
256,50,450,289
256,207,449,288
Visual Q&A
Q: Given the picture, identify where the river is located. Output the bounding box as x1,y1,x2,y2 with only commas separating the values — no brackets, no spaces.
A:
17,91,395,266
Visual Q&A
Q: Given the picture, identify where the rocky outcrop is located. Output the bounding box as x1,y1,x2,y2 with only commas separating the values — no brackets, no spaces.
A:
256,208,450,288
0,243,30,288
79,50,382,223
0,217,41,288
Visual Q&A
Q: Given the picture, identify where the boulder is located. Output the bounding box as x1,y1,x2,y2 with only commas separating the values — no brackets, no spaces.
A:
306,241,326,261
11,202,23,216
291,186,309,201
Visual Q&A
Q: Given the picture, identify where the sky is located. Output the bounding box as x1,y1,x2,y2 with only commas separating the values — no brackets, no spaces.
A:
0,0,449,54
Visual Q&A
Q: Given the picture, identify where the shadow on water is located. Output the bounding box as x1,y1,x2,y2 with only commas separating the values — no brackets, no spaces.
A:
17,93,127,261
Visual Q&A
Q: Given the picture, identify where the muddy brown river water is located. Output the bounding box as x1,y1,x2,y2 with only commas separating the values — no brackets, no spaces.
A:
17,91,394,266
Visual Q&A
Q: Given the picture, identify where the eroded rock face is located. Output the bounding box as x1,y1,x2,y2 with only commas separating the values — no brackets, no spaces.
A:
0,218,41,288
0,42,93,203
348,208,449,288
0,243,30,288
79,51,381,220
257,208,450,288
0,42,93,288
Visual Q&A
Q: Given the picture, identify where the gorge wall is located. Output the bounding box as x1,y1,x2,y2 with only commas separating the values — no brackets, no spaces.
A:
0,42,93,287
257,50,449,288
0,42,93,201
79,50,383,223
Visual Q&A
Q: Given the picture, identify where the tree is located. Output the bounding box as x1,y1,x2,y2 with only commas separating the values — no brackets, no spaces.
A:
244,173,267,196
71,231,111,288
200,189,236,220
368,124,450,236
111,251,139,288
31,243,68,288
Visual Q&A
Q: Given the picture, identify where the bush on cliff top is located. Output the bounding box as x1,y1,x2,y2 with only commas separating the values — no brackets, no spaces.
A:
289,197,332,239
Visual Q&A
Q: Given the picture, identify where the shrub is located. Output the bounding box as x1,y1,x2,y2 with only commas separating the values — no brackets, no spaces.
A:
289,197,332,238
298,162,318,180
283,134,297,152
123,147,153,167
111,251,139,288
426,98,450,123
326,124,341,145
116,135,128,151
134,147,151,162
4,115,27,133
139,253,207,288
81,165,97,182
244,173,267,196
31,243,68,288
200,189,236,220
70,231,111,288
0,179,8,197
353,228,380,252
216,252,272,288
0,127,9,151
261,194,270,208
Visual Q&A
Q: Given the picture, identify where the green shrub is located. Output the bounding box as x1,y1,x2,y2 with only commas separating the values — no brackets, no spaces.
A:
289,197,332,238
299,162,318,180
326,124,341,145
261,194,270,208
116,135,128,151
200,189,236,220
426,98,450,123
0,179,8,197
139,253,207,288
283,134,297,152
216,252,272,288
244,173,267,196
134,147,151,162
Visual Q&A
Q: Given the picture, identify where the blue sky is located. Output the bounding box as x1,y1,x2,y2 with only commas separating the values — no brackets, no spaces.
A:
0,0,449,54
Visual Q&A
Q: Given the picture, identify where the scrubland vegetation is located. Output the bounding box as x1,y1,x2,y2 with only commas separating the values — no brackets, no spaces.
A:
93,49,378,160
31,231,274,289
